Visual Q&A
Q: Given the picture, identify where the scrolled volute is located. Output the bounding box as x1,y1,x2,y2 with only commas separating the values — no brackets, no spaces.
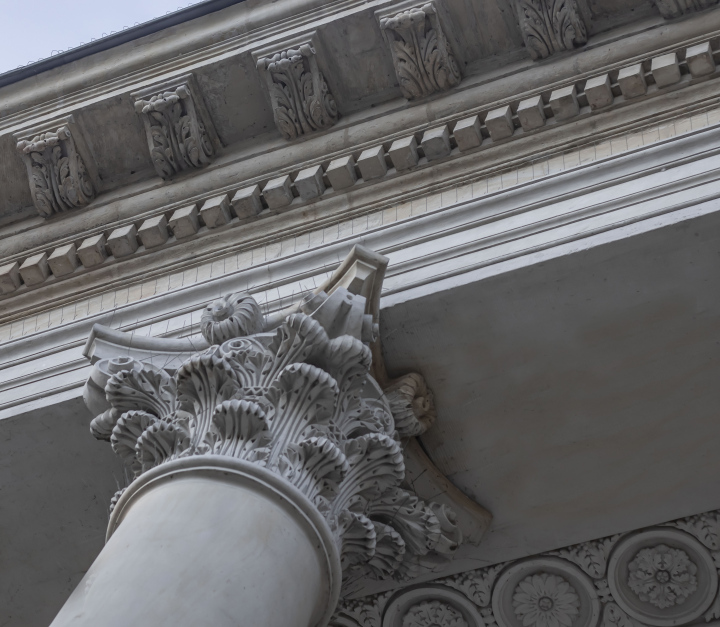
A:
87,287,459,590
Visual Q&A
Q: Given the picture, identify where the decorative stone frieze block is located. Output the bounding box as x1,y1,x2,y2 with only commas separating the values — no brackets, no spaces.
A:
199,194,232,228
652,53,682,88
618,64,647,99
549,85,580,121
326,156,358,190
453,116,482,151
295,165,326,201
19,253,50,286
263,174,294,209
389,136,420,171
47,244,79,278
485,106,515,141
421,125,451,161
77,234,108,268
15,121,95,218
517,96,546,130
81,254,461,605
334,508,720,627
513,0,588,61
106,225,139,258
0,262,21,294
138,215,170,249
655,0,718,19
132,75,219,180
378,2,462,100
685,42,716,76
231,184,264,218
256,42,338,141
168,205,200,239
584,74,613,110
358,146,388,181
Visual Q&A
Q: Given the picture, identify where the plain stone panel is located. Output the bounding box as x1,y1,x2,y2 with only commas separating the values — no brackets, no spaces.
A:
77,235,108,268
652,53,681,87
169,205,200,239
47,244,79,277
686,42,715,77
20,253,50,286
200,194,232,228
485,106,514,140
263,175,294,209
106,225,139,258
0,261,21,294
421,126,451,161
232,185,263,218
357,146,388,180
453,115,482,151
617,64,647,98
388,136,419,171
517,96,546,131
584,74,613,110
326,156,357,190
138,215,170,249
549,86,579,121
294,165,326,200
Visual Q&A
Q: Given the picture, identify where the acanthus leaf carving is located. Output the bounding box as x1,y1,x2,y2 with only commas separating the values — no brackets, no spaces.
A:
513,0,587,61
385,372,436,437
133,76,217,180
257,42,338,141
440,564,503,607
548,536,620,579
15,124,95,218
379,3,462,100
88,282,461,592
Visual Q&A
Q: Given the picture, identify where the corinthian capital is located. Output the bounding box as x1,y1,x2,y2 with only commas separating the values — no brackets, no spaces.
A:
378,2,462,100
256,41,339,141
15,119,95,218
132,75,220,180
513,0,588,61
85,257,461,590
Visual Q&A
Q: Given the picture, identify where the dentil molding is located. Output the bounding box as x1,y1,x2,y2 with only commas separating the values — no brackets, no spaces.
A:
334,508,720,627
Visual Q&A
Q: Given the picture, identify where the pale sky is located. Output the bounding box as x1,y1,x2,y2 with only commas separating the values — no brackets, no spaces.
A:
0,0,205,75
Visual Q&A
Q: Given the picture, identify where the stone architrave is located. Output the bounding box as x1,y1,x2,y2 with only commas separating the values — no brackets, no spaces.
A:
50,247,462,627
378,3,462,100
655,0,718,18
15,122,95,218
132,75,220,180
256,42,339,141
513,0,588,61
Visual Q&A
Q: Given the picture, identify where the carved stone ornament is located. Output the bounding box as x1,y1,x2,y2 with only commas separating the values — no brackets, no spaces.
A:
655,0,718,19
627,545,698,609
512,0,588,61
15,124,95,218
379,3,462,100
132,75,219,180
403,600,468,627
84,249,461,592
256,43,339,140
512,573,581,627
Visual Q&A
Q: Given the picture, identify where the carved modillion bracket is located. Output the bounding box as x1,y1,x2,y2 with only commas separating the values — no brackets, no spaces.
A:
132,74,221,180
14,115,98,218
254,33,339,141
376,2,462,100
512,0,588,61
654,0,718,18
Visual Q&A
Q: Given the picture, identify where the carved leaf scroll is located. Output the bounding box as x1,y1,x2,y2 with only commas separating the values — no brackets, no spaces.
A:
513,0,588,61
379,3,462,100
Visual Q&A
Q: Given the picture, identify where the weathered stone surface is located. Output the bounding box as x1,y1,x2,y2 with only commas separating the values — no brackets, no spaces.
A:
19,253,50,286
77,234,108,268
618,64,647,99
485,106,514,140
453,115,482,151
421,126,451,161
517,96,546,131
0,261,22,294
168,205,200,240
47,244,79,278
200,194,232,228
326,155,357,190
584,74,613,110
389,136,419,171
106,225,139,258
293,165,326,200
357,146,388,180
231,185,263,218
550,85,580,121
686,42,716,76
137,215,170,249
652,53,682,88
263,175,294,209
513,0,587,60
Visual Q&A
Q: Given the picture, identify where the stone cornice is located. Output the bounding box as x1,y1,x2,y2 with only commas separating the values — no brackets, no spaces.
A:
1,33,719,306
